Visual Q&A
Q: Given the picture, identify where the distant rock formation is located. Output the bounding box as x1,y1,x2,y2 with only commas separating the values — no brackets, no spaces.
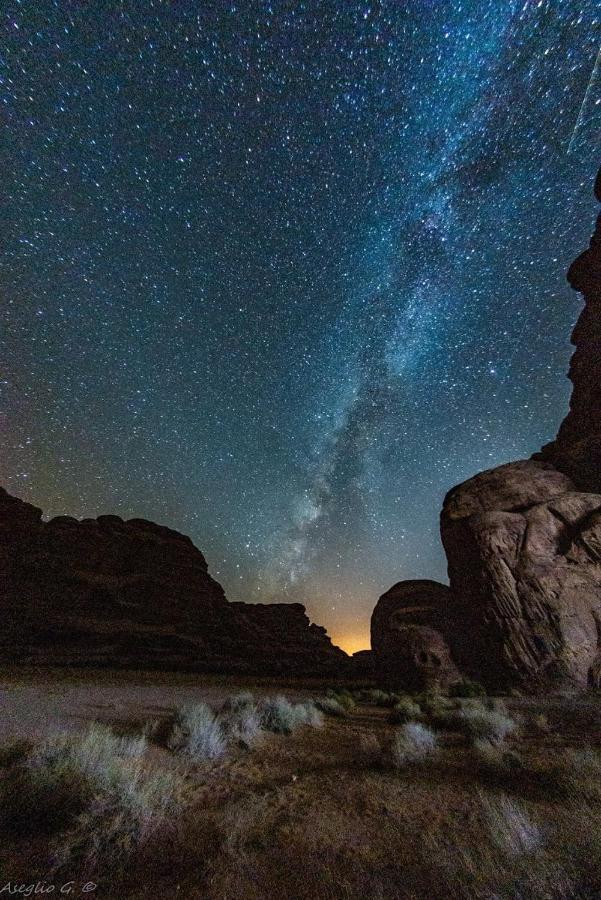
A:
371,580,459,691
373,166,601,694
0,487,346,676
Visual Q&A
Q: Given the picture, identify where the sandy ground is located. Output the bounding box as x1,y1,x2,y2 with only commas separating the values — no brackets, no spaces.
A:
0,667,322,740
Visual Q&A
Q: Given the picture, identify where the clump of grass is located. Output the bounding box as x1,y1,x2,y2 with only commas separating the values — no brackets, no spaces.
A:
315,696,347,718
0,724,180,876
457,704,517,745
392,722,437,768
221,691,256,714
449,678,487,698
221,704,263,749
325,688,356,711
293,701,324,728
55,763,180,875
259,696,323,734
168,704,227,761
388,696,423,725
473,739,524,774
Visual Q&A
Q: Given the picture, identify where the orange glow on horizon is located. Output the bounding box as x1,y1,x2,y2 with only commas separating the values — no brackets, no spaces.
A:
333,632,370,656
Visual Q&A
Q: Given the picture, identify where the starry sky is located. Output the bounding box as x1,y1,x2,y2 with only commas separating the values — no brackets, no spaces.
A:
2,1,601,654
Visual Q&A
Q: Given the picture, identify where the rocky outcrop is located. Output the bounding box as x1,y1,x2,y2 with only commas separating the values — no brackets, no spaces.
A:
371,580,460,691
441,460,601,691
0,487,346,676
437,168,601,693
538,168,601,492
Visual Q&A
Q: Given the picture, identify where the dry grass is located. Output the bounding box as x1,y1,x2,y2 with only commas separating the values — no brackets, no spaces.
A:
2,682,601,898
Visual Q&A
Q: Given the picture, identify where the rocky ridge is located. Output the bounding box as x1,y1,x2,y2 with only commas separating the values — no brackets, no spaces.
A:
0,487,346,675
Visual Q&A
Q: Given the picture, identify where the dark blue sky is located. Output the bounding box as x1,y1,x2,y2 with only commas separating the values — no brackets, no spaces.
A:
2,0,600,651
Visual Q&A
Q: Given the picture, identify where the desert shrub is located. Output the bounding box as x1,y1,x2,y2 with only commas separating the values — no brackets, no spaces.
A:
220,704,262,749
315,696,347,718
388,696,423,725
449,678,487,698
417,693,453,718
326,688,355,711
0,723,180,875
259,696,322,734
168,703,226,761
221,691,255,714
457,705,517,744
392,722,437,768
359,688,397,707
292,701,324,728
473,739,524,774
54,763,180,875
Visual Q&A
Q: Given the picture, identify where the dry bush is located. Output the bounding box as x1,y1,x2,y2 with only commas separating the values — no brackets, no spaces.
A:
0,724,181,878
168,703,227,761
388,696,423,724
392,722,437,768
259,695,324,734
315,695,347,718
438,702,517,745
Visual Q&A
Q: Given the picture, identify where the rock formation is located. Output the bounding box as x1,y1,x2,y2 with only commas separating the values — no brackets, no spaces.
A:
371,580,459,691
438,168,601,693
0,487,346,676
373,166,601,693
538,166,601,493
441,460,601,691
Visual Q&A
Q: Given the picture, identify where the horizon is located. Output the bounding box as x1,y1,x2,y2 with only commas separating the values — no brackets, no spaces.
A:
3,1,601,655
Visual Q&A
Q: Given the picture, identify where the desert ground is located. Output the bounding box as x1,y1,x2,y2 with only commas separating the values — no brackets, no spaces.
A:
1,668,601,899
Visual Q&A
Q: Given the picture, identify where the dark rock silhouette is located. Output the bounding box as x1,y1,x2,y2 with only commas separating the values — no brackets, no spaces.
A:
373,166,601,693
371,580,460,691
438,168,601,693
537,167,601,493
350,649,375,677
0,487,346,675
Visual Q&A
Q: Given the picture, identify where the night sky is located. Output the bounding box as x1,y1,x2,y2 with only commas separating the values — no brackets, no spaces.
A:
2,1,601,653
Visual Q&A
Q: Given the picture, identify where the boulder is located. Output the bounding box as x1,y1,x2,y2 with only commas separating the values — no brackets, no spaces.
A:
0,486,347,676
441,461,601,691
371,580,460,691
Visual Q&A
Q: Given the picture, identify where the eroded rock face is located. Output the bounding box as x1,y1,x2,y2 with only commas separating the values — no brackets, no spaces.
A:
0,487,346,676
436,166,601,694
371,580,460,690
441,461,601,691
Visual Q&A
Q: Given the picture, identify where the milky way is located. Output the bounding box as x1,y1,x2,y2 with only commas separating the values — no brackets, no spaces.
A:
2,1,600,652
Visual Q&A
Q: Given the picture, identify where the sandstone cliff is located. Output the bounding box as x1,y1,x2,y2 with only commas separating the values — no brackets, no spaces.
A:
0,487,346,675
